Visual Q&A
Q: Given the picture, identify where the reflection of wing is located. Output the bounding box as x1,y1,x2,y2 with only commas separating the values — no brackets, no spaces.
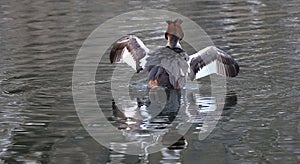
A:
110,35,150,73
188,46,239,80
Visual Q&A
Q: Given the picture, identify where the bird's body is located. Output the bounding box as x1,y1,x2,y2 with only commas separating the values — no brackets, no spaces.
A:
144,46,189,89
110,19,239,89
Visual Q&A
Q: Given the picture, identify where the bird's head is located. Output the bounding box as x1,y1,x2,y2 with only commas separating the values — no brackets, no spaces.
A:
165,19,184,48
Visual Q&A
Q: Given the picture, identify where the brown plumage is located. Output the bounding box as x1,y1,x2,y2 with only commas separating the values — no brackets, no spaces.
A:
165,19,184,41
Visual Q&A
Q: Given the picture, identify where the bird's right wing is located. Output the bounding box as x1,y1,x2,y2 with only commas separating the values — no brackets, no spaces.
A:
110,35,150,73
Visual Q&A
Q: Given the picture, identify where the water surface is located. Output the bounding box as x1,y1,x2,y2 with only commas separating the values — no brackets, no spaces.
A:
0,0,299,163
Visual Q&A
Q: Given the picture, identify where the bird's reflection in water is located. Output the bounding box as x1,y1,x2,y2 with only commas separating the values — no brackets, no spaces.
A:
110,87,237,157
112,88,185,150
146,88,186,150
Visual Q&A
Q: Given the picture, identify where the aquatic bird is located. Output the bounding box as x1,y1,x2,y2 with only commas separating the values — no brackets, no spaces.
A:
110,19,239,89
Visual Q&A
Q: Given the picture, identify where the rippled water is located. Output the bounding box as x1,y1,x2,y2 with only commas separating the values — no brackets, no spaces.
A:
0,0,299,163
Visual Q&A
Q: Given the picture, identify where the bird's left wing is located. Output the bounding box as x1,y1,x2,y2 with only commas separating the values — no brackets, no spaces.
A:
188,46,239,80
110,35,150,73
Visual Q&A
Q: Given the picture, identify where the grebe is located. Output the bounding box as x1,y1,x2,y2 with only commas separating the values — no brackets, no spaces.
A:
110,19,239,89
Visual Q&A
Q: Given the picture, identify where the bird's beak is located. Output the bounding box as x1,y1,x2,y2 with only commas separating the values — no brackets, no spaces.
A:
167,34,179,48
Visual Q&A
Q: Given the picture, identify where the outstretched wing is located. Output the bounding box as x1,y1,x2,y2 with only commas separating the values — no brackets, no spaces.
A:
188,46,239,80
110,35,150,72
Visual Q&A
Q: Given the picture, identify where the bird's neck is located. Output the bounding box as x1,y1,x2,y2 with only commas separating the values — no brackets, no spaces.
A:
166,39,182,49
166,34,182,49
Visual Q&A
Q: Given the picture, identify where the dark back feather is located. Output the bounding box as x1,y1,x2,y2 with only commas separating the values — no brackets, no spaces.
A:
144,47,189,89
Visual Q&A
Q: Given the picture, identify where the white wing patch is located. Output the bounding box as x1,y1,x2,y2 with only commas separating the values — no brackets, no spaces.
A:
136,37,150,54
121,47,137,70
194,60,217,79
135,37,149,69
139,54,149,69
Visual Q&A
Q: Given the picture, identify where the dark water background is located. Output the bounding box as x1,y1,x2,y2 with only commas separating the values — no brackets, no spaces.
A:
0,0,299,163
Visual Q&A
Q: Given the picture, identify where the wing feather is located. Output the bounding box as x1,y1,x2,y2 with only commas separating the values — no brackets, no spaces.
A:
110,35,150,72
188,46,239,80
